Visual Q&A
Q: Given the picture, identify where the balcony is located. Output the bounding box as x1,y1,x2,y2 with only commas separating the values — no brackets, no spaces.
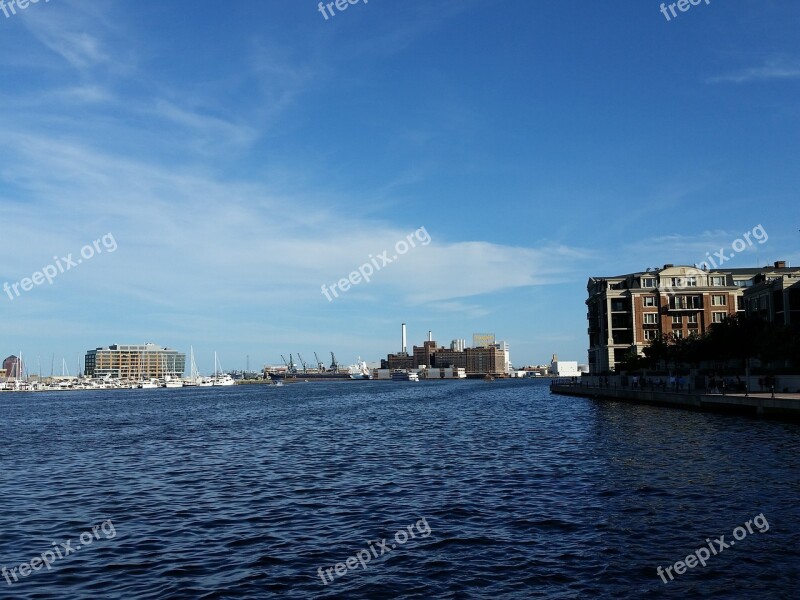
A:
669,303,702,311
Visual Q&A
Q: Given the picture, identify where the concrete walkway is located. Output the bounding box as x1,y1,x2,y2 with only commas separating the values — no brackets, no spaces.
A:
550,384,800,422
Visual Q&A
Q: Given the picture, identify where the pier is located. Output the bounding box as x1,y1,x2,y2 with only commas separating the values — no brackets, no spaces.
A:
550,381,800,422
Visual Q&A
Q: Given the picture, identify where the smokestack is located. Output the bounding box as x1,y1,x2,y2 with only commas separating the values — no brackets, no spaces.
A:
428,330,432,342
402,323,407,354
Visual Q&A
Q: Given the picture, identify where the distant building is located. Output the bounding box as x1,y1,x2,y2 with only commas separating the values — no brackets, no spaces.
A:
743,262,800,325
550,354,580,377
383,331,508,375
85,343,186,379
586,261,795,373
497,340,510,372
2,355,22,379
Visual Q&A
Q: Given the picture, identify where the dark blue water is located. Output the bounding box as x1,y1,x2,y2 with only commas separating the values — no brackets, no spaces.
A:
1,380,798,599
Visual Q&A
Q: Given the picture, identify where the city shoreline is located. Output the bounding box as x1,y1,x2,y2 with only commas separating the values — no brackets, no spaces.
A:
550,382,800,422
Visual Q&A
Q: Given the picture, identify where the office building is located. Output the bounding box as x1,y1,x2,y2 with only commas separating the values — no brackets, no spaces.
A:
85,343,186,379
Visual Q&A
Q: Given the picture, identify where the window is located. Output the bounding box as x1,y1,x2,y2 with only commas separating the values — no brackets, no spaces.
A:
687,314,698,324
672,315,682,324
712,312,726,324
611,300,629,312
642,277,656,288
685,276,697,287
712,294,726,306
643,296,656,307
673,330,684,339
710,276,724,286
644,330,658,340
644,313,658,324
673,295,701,310
670,277,682,287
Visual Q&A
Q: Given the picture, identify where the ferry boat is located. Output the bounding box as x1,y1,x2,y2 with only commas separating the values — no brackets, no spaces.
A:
391,370,419,382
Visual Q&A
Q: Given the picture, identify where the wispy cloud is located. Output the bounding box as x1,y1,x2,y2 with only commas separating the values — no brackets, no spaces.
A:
707,58,800,84
21,5,113,71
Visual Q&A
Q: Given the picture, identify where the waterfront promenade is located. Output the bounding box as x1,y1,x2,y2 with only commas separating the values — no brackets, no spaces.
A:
551,380,800,422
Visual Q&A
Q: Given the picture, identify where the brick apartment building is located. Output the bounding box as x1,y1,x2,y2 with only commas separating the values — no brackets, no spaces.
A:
586,262,799,373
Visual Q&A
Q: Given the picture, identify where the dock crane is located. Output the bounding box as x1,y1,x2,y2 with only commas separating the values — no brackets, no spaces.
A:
297,353,309,374
315,352,325,372
330,352,339,374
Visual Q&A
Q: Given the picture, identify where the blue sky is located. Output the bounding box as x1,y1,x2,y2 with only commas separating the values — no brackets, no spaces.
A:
1,0,798,374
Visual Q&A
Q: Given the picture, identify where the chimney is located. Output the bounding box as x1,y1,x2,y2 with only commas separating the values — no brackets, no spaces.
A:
401,323,407,354
428,330,432,342
663,264,674,269
774,260,786,269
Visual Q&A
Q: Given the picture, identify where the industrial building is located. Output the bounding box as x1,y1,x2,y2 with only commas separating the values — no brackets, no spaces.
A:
84,343,186,379
383,324,509,376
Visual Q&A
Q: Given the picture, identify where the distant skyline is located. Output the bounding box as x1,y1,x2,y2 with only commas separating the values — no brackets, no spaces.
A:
1,0,798,374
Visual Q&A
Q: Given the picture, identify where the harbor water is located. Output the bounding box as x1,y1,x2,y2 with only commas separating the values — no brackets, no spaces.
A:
1,379,798,598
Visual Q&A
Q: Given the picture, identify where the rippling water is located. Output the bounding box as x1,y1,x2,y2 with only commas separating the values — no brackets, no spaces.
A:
1,380,798,598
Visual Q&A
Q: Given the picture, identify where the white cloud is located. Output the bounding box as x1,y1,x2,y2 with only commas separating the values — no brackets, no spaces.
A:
707,58,800,84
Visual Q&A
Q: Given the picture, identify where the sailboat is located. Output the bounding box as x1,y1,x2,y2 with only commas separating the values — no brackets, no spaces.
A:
160,354,183,388
211,352,235,386
184,347,200,386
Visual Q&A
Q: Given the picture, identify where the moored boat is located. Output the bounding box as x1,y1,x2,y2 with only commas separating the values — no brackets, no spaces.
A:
391,369,419,382
349,358,373,380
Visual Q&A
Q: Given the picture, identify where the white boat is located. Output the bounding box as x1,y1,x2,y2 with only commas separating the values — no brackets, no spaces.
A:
211,352,236,386
184,346,203,386
163,377,183,388
391,369,419,382
348,358,373,380
212,374,235,386
138,379,159,389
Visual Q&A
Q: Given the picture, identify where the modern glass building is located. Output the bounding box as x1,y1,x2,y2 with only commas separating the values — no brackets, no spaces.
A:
84,344,186,379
